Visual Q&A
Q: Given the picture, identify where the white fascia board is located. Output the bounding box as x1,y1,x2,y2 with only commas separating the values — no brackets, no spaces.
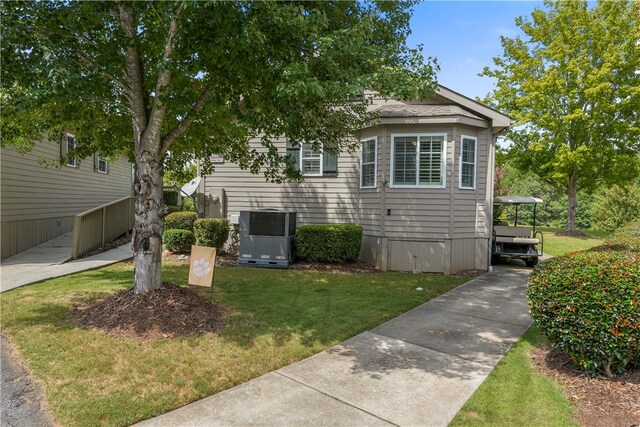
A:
436,85,514,128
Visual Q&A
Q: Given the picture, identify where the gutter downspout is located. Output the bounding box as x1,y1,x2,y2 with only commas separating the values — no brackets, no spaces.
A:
380,126,388,271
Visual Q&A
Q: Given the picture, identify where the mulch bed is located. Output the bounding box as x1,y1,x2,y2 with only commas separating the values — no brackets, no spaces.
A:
164,252,487,277
530,345,640,427
73,282,225,341
164,251,379,273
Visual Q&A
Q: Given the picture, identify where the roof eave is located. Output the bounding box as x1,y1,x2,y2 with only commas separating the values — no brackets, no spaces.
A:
436,85,513,128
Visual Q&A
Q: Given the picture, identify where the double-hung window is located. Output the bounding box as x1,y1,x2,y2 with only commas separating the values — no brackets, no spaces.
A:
360,137,377,188
95,155,108,174
391,134,446,188
286,142,338,177
62,133,77,167
459,135,477,189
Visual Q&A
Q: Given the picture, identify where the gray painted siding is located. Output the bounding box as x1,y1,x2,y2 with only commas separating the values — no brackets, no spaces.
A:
358,122,494,274
1,141,133,259
199,97,498,274
203,140,360,226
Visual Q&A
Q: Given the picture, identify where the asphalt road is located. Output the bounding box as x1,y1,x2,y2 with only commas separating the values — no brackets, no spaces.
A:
1,334,53,427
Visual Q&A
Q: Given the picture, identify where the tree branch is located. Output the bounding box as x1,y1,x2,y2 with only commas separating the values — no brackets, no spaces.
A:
161,86,211,155
145,1,186,147
76,52,131,95
118,2,149,152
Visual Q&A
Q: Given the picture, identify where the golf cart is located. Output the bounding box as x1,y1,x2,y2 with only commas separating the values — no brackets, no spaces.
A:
492,196,544,267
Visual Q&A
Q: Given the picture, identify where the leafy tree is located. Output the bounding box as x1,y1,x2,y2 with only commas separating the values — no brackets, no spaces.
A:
482,0,640,233
590,183,640,232
2,1,437,293
163,161,196,188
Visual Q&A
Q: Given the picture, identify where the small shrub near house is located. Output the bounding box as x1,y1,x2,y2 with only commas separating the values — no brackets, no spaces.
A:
165,212,197,232
296,224,363,263
194,219,230,249
527,247,640,378
163,229,195,253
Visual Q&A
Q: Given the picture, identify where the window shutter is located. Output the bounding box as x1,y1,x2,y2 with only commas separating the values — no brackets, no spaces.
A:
94,155,99,172
322,151,338,176
286,141,300,171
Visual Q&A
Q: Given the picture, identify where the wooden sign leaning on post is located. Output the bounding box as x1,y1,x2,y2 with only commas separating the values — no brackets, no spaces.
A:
188,246,217,293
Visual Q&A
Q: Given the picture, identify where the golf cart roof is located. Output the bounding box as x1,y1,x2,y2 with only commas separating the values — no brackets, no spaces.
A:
494,196,544,205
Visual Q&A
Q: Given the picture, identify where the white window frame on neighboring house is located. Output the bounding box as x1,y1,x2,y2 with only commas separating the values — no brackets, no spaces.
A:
300,142,322,176
390,133,447,188
459,135,477,190
360,137,377,189
96,155,108,174
64,133,77,167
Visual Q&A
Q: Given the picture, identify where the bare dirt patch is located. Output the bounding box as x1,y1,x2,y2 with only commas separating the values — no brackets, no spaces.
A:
530,345,640,427
73,282,225,341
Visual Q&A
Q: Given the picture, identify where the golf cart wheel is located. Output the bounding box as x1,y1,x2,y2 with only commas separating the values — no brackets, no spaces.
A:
525,258,539,267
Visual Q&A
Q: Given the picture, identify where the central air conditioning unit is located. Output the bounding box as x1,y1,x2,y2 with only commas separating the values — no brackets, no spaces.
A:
237,209,296,268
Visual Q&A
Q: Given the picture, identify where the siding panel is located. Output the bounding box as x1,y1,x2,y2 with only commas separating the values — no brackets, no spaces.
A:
1,141,133,258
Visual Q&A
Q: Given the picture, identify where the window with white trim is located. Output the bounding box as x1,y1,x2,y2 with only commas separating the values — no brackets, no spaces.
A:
391,134,446,188
286,142,338,177
95,155,108,174
459,135,476,189
63,133,77,167
360,137,377,188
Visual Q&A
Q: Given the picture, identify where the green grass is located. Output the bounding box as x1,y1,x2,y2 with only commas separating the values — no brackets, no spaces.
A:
0,261,467,427
537,227,609,256
450,326,578,427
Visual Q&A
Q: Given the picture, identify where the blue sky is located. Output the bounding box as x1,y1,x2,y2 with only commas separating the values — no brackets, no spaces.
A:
408,1,545,100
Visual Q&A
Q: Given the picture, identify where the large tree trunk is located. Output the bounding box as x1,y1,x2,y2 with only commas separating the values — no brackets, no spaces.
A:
566,172,578,233
132,149,165,294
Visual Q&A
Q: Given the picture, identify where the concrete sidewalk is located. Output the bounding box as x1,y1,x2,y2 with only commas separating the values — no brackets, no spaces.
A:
136,266,533,427
0,243,133,293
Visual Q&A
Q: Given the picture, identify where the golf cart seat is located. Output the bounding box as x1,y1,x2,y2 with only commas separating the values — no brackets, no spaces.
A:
493,226,540,245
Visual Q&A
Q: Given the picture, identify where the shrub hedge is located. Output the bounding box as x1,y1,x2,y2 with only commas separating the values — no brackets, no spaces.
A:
163,229,195,253
194,219,230,249
527,248,640,378
165,212,197,232
602,220,640,252
295,224,363,263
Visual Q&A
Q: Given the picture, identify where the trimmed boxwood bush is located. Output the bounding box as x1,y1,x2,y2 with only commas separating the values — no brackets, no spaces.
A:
163,229,195,253
194,219,230,249
527,249,640,378
296,224,363,263
165,212,197,232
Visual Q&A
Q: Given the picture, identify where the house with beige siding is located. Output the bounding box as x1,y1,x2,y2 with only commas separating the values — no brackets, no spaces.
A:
198,85,512,274
1,133,133,259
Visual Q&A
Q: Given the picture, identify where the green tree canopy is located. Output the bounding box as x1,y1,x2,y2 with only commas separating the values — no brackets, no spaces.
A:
1,1,437,293
483,0,640,232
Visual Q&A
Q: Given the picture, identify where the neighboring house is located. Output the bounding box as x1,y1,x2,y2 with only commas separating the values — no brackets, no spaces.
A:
1,133,133,259
198,85,513,274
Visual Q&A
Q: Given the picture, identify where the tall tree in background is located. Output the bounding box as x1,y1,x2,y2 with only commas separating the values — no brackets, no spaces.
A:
2,1,437,293
483,0,640,233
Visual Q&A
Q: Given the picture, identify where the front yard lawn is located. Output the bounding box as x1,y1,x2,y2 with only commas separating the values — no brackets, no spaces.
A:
537,227,609,256
450,326,578,426
0,261,467,427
